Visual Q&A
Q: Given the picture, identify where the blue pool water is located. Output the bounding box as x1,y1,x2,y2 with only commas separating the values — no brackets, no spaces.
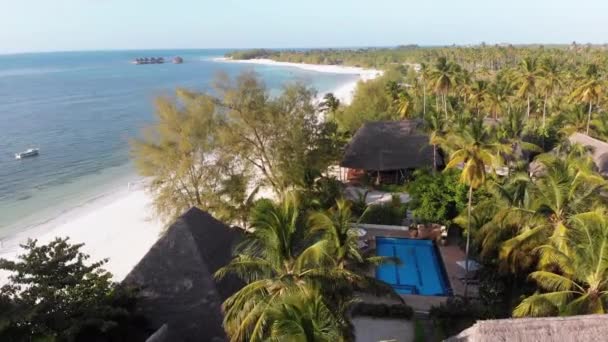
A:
376,237,451,296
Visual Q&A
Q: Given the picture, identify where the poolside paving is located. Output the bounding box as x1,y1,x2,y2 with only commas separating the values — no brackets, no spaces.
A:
352,317,414,342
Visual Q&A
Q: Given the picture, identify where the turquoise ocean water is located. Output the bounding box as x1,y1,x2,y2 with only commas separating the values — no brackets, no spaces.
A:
0,49,357,238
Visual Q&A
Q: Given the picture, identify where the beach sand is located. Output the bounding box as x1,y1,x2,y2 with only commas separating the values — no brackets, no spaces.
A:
213,57,382,104
0,185,163,284
0,59,381,285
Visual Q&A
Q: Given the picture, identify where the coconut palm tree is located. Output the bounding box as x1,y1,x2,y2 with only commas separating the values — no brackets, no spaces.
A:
419,63,430,117
513,57,542,119
430,57,460,119
309,200,363,269
215,194,355,341
513,210,608,317
570,64,605,134
467,80,489,116
539,58,563,127
426,109,447,173
496,110,542,175
444,118,498,300
309,199,395,272
486,73,514,120
501,152,605,267
319,93,341,117
395,91,414,119
266,288,344,342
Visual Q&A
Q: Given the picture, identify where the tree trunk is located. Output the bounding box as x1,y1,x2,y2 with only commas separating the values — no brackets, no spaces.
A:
423,87,427,117
543,93,548,127
443,93,448,120
464,184,473,302
433,145,437,174
527,94,531,119
587,100,593,135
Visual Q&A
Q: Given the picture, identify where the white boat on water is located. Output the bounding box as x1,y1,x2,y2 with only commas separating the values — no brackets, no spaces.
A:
15,148,39,159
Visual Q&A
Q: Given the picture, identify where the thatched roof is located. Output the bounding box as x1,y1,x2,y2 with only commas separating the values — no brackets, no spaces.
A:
340,120,438,171
447,314,608,342
123,207,243,342
569,132,608,175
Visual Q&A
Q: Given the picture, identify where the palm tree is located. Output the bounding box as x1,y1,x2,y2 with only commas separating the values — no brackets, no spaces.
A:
513,57,542,119
309,200,362,269
426,109,446,173
266,288,343,342
395,91,414,119
319,93,341,117
215,194,353,341
513,210,608,317
444,119,497,300
419,63,430,117
570,64,604,134
501,152,605,266
486,73,514,120
467,80,489,116
309,200,394,272
496,110,542,175
430,57,459,119
539,58,563,127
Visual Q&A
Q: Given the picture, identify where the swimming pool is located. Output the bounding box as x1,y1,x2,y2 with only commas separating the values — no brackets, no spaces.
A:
376,237,451,296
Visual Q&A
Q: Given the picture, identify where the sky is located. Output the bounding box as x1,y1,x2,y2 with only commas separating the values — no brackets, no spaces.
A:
1,0,607,53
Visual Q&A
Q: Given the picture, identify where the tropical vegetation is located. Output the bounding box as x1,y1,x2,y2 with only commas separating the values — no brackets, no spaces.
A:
0,238,146,341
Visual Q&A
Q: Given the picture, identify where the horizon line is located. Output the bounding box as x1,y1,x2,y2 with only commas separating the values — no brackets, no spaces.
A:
1,41,606,56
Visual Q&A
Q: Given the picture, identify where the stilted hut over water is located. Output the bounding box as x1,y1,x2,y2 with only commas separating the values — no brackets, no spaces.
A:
132,57,167,65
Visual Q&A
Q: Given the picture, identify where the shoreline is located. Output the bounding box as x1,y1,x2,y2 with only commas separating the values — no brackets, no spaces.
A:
213,57,382,105
0,59,382,285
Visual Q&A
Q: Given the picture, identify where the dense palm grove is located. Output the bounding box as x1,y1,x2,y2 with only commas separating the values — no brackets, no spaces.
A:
313,45,608,322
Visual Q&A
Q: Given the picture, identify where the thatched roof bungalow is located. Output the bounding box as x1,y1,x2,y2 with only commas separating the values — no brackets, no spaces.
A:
447,314,608,341
569,132,608,176
122,207,243,342
340,120,440,184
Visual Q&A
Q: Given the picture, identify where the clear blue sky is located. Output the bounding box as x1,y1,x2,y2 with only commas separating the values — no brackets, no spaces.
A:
1,0,607,53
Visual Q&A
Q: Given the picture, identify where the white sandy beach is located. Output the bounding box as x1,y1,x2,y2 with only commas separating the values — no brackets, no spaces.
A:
0,59,381,285
214,57,383,105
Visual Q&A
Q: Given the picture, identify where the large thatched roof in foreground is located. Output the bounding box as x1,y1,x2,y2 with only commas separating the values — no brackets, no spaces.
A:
569,132,608,175
340,120,438,171
123,208,243,342
447,314,608,342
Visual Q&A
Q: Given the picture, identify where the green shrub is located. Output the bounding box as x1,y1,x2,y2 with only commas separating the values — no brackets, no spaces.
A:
359,201,406,225
351,303,414,319
414,319,426,342
429,297,491,339
376,183,409,193
407,169,467,224
0,238,146,341
305,176,344,211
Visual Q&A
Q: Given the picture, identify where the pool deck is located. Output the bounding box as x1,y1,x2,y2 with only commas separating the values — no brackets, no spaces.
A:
361,225,478,311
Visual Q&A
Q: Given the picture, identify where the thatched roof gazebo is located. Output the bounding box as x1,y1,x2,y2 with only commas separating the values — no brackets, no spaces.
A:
122,207,243,342
340,120,439,183
447,314,608,341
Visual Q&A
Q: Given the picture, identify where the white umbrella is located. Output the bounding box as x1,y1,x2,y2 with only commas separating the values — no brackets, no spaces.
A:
456,260,481,272
357,240,368,249
349,227,367,237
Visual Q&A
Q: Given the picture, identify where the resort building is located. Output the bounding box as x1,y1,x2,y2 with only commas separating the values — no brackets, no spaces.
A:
340,120,441,184
569,132,608,176
122,207,243,342
447,314,608,341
